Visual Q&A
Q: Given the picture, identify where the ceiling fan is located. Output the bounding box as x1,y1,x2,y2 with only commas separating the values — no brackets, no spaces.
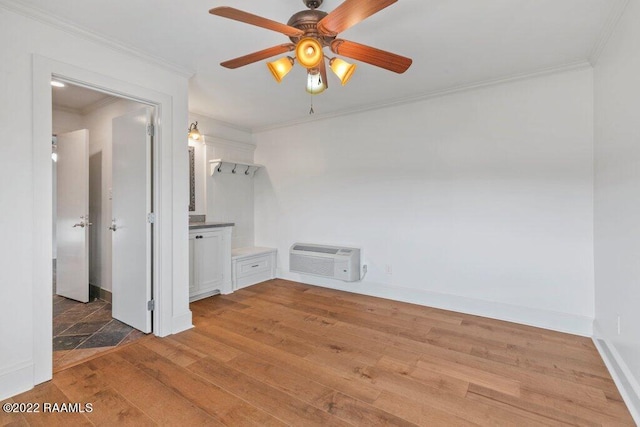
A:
209,0,413,95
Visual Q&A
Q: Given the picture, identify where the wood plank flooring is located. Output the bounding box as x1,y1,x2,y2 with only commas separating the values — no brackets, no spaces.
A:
2,279,634,426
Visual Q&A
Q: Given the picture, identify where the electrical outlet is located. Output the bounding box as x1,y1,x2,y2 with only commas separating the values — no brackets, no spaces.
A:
617,315,621,335
385,264,392,275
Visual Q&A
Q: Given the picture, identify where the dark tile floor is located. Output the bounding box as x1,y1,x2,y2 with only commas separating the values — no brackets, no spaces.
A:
52,261,145,370
53,296,141,349
53,295,146,370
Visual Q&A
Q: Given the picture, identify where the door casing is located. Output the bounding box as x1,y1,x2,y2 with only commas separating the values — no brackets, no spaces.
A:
32,54,184,386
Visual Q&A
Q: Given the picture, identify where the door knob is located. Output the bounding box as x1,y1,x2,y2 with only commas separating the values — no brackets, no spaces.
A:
74,215,92,228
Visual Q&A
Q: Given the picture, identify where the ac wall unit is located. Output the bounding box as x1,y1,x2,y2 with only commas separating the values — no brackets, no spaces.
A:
290,243,360,282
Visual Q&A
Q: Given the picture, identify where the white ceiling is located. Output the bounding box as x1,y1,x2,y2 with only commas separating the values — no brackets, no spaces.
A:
52,82,115,113
14,0,620,130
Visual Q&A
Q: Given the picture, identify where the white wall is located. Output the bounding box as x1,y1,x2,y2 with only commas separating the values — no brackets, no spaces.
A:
0,6,190,400
84,98,143,292
52,108,83,134
254,67,595,335
593,0,640,418
189,113,256,249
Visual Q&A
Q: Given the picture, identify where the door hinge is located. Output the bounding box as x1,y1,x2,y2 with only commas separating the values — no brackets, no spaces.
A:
147,124,155,136
147,299,155,311
147,213,155,224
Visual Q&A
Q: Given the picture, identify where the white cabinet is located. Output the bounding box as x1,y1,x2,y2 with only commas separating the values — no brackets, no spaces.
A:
189,227,232,302
232,247,277,291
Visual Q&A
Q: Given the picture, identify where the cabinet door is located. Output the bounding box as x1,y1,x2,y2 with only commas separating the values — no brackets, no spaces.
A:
189,234,197,294
197,231,224,292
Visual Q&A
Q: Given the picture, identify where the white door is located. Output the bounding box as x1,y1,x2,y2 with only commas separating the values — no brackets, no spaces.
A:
111,107,153,333
56,130,90,303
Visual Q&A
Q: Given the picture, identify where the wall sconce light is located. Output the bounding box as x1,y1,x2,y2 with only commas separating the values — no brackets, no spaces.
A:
188,122,201,141
329,58,356,86
267,57,295,83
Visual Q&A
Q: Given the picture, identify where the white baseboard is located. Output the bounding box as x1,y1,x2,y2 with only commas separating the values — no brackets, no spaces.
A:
171,311,194,335
592,323,640,424
276,270,593,337
0,360,33,401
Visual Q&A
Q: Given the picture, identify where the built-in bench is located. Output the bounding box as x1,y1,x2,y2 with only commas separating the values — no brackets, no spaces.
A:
231,247,277,291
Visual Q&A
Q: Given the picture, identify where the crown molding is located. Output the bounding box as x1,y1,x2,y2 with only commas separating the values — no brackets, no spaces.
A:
52,104,81,115
0,0,195,78
589,0,630,66
204,135,256,153
52,95,119,116
253,60,592,133
189,111,252,134
81,95,119,115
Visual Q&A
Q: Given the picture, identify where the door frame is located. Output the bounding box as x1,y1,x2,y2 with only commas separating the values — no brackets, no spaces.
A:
32,55,179,385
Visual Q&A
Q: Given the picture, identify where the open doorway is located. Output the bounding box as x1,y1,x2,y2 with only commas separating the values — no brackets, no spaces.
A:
51,82,153,370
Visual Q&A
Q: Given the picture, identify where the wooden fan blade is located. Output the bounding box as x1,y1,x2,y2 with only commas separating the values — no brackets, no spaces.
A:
319,55,329,89
317,0,397,36
331,39,412,74
210,7,304,37
220,44,295,69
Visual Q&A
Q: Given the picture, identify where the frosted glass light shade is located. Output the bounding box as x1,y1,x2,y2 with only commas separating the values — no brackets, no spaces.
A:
188,122,201,141
296,37,323,69
306,70,326,95
330,58,356,86
267,57,294,83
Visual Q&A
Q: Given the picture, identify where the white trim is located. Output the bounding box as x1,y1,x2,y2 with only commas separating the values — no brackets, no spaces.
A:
205,136,257,153
81,95,119,115
31,55,189,394
52,104,82,116
253,61,592,133
277,270,594,337
171,312,194,334
0,361,33,401
53,96,119,116
592,323,640,424
0,0,194,78
588,0,631,66
189,111,253,134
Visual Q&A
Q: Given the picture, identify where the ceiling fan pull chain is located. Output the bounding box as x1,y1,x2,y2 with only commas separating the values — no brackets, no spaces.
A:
309,92,315,115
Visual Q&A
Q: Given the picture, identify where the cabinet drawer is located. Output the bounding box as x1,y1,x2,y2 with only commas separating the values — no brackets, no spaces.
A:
236,255,272,278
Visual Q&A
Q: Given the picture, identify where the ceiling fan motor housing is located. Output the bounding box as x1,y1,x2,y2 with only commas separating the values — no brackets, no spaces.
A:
287,9,334,45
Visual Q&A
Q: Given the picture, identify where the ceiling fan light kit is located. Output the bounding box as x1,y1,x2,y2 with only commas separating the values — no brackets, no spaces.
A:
306,70,327,94
267,56,295,83
209,0,412,98
329,57,356,86
295,37,324,68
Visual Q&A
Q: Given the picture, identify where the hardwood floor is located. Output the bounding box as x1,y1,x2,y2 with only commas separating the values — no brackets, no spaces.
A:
2,279,634,426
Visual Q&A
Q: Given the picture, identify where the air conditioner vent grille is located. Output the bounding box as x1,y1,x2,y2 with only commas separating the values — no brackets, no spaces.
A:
290,254,334,276
290,243,360,282
292,245,339,254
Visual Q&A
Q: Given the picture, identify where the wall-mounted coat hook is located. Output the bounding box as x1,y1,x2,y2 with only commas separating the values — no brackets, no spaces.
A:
209,159,263,177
